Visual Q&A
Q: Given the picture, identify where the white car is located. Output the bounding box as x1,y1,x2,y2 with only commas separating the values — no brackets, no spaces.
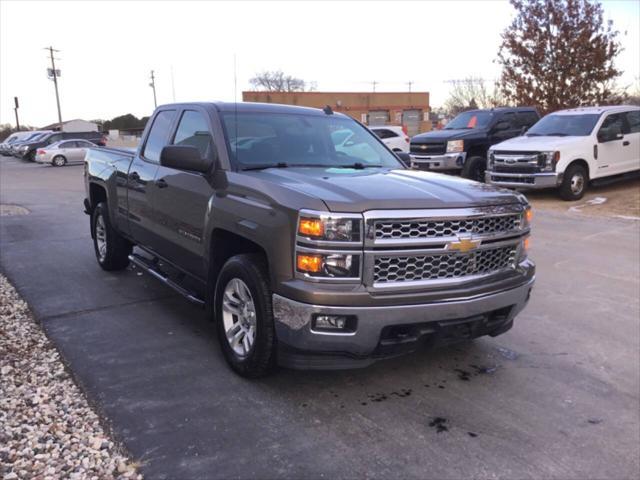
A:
369,126,410,152
486,105,640,200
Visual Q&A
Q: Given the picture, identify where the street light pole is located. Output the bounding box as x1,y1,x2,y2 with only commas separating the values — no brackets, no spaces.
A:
46,46,63,126
149,70,157,108
14,97,20,130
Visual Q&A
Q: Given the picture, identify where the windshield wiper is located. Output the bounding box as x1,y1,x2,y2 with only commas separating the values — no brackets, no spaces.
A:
545,132,569,137
526,133,542,137
337,163,383,169
242,162,289,171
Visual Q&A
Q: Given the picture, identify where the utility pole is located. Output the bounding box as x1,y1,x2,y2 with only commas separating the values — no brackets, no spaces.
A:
170,66,176,102
407,81,413,93
45,46,63,126
149,70,157,108
13,97,20,130
372,80,378,93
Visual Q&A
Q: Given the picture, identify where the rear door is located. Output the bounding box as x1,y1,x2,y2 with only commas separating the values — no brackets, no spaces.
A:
623,110,640,173
150,107,216,279
127,109,177,248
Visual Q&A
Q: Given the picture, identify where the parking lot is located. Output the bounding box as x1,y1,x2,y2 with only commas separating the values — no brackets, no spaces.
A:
0,155,638,479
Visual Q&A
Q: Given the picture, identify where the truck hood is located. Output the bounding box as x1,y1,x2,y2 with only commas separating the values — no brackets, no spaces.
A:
492,135,585,151
411,128,486,143
245,167,521,212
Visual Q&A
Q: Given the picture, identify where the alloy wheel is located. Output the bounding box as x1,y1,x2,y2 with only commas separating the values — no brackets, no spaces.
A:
221,278,257,358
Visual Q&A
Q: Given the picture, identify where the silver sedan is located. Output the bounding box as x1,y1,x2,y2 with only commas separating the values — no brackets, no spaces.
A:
35,139,96,167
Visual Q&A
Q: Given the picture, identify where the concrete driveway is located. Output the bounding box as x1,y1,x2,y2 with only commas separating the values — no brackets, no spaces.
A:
1,155,638,480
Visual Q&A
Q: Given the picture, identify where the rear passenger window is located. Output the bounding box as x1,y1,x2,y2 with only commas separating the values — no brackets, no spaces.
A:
374,129,398,139
626,111,640,134
143,110,176,163
173,110,213,158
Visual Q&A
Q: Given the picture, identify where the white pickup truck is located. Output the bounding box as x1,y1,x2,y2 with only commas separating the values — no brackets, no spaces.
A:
486,106,640,200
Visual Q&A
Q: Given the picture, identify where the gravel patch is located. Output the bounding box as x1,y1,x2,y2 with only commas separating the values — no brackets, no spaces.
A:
0,274,142,479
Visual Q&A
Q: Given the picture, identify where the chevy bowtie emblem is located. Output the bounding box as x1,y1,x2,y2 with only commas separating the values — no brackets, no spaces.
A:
420,145,427,150
446,236,481,253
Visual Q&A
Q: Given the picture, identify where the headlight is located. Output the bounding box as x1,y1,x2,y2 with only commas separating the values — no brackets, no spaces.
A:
297,211,362,243
296,251,360,279
521,205,533,230
518,236,530,263
488,151,495,169
537,151,560,172
446,140,464,153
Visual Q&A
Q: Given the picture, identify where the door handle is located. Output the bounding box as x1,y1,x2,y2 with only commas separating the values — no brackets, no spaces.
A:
129,171,140,181
623,141,630,146
155,178,168,188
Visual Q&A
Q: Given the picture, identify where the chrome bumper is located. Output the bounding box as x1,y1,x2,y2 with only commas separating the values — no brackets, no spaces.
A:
410,152,465,171
485,171,561,189
273,269,534,368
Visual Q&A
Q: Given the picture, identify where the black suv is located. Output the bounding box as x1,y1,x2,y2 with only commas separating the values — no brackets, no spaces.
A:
410,107,540,181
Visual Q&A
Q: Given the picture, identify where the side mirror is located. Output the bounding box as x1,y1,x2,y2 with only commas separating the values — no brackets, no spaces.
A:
160,145,212,173
493,121,510,132
395,152,411,167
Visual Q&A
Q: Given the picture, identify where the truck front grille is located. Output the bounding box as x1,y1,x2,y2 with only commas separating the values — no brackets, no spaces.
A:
375,215,521,240
373,246,517,284
410,142,446,155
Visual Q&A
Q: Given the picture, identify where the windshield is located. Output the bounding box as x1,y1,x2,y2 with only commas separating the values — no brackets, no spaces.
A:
527,114,600,137
222,112,403,170
445,111,493,130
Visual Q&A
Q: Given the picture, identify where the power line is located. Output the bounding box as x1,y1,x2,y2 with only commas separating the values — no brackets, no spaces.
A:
45,46,63,126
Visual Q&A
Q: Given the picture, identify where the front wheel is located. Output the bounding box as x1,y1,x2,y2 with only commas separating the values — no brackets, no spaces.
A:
559,163,588,201
215,254,276,378
461,156,486,182
91,202,132,271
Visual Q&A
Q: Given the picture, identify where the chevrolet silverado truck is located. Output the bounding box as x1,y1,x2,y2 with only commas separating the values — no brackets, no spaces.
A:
410,107,539,181
486,105,640,200
84,102,535,377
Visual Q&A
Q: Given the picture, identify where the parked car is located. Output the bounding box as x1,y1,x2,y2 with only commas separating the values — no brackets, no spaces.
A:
10,131,53,157
84,102,534,377
486,105,640,200
35,139,96,166
18,131,107,161
1,132,36,155
410,107,540,181
369,125,410,152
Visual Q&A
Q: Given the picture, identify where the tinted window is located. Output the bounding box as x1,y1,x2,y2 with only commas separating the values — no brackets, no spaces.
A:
499,112,517,129
625,111,640,134
598,113,629,137
516,112,539,128
374,129,398,139
527,114,601,137
59,141,75,148
173,110,213,158
445,111,493,130
47,134,62,144
222,112,402,169
143,110,176,162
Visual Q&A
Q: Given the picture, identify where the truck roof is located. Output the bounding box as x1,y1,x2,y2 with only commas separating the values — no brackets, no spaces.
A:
156,101,349,117
463,106,538,113
551,105,640,115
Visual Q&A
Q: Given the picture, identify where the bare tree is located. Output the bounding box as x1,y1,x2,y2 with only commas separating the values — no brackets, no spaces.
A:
444,77,507,115
249,70,315,92
497,0,622,114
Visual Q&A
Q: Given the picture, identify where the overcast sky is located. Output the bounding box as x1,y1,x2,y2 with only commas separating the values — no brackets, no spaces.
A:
1,0,638,127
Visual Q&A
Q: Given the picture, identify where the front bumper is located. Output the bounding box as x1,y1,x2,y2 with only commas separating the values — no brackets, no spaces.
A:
410,152,466,171
485,170,561,190
273,271,534,369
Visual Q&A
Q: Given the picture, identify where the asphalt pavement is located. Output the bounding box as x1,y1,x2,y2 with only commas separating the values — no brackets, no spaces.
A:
1,155,638,480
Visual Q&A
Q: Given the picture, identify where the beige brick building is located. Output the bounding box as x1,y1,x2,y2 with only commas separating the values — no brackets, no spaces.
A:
242,91,431,136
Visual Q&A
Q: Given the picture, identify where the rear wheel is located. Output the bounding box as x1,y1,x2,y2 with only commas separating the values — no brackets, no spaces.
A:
461,156,486,182
52,155,67,167
91,202,132,271
215,254,276,378
559,163,588,201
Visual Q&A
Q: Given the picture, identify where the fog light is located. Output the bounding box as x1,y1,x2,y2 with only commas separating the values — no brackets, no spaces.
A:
312,314,357,333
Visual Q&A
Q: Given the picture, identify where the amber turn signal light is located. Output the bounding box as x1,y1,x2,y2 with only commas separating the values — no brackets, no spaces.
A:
525,208,533,224
523,237,530,251
297,254,323,273
298,218,324,238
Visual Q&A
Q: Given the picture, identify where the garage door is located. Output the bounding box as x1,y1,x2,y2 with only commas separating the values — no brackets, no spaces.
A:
403,110,421,137
368,110,390,126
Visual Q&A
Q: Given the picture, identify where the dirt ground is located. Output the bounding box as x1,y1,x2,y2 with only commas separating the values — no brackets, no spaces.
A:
526,176,640,219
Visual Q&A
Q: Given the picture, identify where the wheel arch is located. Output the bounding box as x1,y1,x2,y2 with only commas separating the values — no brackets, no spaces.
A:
565,158,591,180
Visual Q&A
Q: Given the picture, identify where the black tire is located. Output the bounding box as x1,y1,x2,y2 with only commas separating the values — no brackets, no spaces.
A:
52,155,67,167
559,163,588,201
25,151,36,162
215,254,276,378
91,202,132,271
461,156,486,182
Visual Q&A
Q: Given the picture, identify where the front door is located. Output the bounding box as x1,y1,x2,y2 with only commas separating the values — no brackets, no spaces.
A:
126,109,176,247
150,108,215,279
